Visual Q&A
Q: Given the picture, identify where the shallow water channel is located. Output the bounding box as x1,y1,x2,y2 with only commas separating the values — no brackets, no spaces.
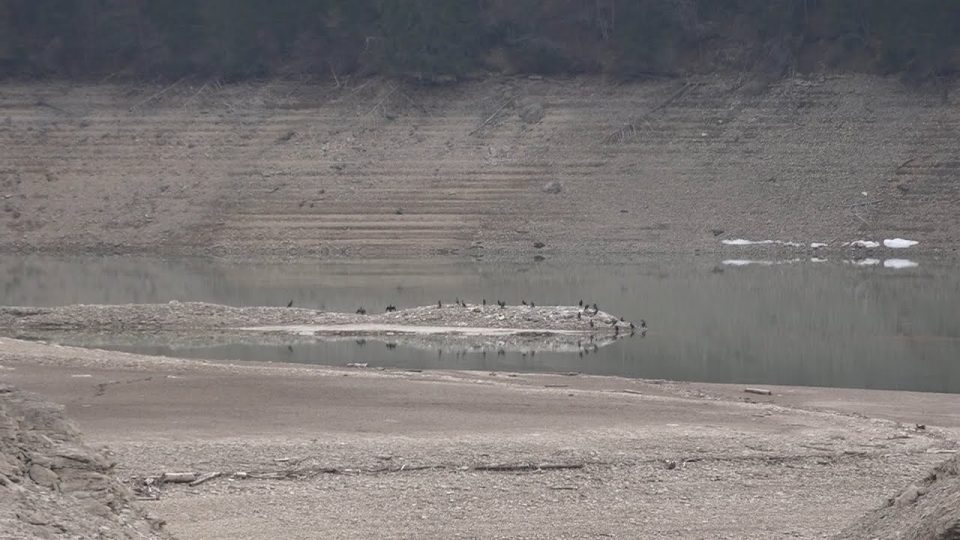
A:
2,255,959,393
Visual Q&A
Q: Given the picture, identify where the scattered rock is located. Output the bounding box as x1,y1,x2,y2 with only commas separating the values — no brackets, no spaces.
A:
542,181,562,194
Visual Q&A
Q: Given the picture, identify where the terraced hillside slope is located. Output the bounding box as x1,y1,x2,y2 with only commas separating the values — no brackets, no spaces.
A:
1,75,957,260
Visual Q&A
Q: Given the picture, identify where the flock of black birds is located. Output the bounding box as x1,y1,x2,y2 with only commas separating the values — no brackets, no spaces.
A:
280,297,647,360
341,298,647,334
286,297,647,332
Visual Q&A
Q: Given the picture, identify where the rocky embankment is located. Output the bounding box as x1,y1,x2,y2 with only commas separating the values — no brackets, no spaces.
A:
839,453,960,539
0,384,170,539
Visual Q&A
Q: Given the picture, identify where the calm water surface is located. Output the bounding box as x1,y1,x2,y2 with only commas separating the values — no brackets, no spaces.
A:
1,255,958,393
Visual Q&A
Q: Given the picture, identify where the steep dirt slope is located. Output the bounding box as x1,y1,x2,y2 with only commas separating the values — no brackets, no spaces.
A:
1,75,956,260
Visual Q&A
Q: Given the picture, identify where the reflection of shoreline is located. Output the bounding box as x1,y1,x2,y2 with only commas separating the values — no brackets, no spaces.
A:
7,326,636,355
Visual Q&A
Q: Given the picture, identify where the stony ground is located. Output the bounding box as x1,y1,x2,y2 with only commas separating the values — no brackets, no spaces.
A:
1,75,957,261
1,338,959,539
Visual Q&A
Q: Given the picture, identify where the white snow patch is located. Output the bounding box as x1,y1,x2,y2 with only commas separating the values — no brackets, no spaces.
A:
883,238,919,249
722,259,771,266
722,259,800,266
853,258,881,266
810,257,828,263
722,239,772,246
71,374,93,378
721,239,802,247
847,240,880,249
810,242,828,249
884,259,919,269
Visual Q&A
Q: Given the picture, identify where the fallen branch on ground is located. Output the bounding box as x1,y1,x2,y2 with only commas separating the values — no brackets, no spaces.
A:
604,82,695,144
469,97,515,136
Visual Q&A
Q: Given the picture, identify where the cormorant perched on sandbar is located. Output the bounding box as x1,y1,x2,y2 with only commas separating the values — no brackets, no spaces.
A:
356,307,366,315
287,300,294,308
482,299,486,306
577,312,581,320
530,301,535,308
578,299,583,307
385,305,397,312
521,300,527,306
438,300,442,308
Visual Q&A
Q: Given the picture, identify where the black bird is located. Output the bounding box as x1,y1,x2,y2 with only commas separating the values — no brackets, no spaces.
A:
577,312,582,320
530,301,535,308
592,303,598,312
578,299,583,307
461,300,467,308
629,322,636,330
498,300,506,308
385,305,397,312
640,319,647,329
614,326,620,335
438,300,442,308
482,299,487,306
456,297,461,305
356,307,366,315
620,316,625,322
286,300,294,308
521,300,527,306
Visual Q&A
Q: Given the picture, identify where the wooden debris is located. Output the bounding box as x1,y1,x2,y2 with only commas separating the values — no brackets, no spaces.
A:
473,463,584,472
744,388,772,396
620,389,643,395
469,97,515,135
161,472,197,483
189,472,222,486
129,77,186,112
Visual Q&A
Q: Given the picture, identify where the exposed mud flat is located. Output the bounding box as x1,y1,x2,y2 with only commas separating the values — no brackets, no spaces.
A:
1,338,959,539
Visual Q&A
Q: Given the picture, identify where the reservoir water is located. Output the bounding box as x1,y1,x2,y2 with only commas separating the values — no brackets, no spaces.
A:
1,255,958,393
